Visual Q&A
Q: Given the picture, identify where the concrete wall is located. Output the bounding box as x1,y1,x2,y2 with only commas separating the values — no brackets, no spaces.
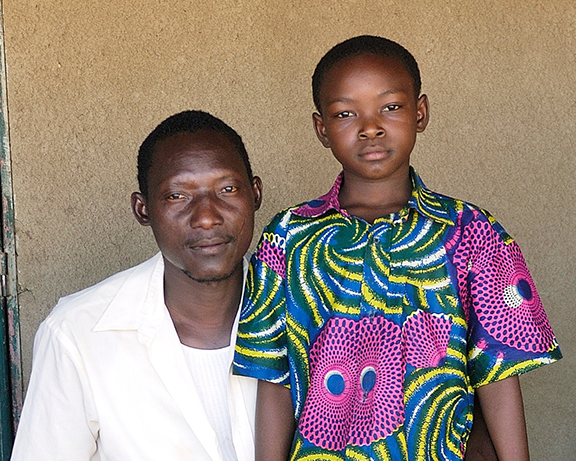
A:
4,0,574,458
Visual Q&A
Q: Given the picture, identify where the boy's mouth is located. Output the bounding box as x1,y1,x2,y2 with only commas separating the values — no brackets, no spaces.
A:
360,148,391,161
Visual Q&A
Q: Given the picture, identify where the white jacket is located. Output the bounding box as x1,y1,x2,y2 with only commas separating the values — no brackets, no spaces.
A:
11,253,256,461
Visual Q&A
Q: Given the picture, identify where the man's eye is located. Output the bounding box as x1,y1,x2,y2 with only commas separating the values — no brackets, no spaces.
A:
383,104,400,112
167,193,185,200
222,186,238,193
336,111,354,118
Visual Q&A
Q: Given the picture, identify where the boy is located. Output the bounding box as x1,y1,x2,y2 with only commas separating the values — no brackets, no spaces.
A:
234,36,561,460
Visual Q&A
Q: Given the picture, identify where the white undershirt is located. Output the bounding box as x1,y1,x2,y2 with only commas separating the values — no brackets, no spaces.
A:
182,344,238,461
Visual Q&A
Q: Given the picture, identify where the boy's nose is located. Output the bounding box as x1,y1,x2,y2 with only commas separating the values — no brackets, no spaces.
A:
190,196,224,229
358,119,385,139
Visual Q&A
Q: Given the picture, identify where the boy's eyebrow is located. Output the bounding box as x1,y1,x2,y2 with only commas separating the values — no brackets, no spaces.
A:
378,89,403,97
326,89,404,105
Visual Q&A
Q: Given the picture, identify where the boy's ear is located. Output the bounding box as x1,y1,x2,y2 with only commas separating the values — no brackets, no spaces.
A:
131,192,151,226
312,112,331,148
416,94,430,133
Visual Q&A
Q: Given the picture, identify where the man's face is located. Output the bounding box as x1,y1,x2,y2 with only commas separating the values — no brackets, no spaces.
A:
132,130,262,283
313,53,429,184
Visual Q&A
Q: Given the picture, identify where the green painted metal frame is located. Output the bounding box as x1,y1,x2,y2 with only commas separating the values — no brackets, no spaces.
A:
0,2,21,459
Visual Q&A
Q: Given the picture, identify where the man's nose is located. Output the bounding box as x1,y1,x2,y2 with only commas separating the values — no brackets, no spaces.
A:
190,195,224,228
359,117,385,139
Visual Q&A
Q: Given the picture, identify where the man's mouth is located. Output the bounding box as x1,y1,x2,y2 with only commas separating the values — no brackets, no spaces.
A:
185,236,233,252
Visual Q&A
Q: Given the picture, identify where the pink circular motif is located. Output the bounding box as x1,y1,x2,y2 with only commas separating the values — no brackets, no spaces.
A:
403,311,452,368
471,235,554,353
298,316,404,450
445,211,479,322
447,213,554,353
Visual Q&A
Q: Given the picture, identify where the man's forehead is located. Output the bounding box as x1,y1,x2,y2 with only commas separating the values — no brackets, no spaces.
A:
157,129,234,152
152,131,238,164
148,130,248,180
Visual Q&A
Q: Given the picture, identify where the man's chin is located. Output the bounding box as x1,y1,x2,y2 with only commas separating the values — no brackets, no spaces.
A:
182,263,241,284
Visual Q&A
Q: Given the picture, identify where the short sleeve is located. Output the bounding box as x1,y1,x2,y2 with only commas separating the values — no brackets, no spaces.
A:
450,209,561,388
233,213,291,386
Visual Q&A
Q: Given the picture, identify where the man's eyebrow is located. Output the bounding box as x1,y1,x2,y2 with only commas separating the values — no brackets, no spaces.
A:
162,172,244,186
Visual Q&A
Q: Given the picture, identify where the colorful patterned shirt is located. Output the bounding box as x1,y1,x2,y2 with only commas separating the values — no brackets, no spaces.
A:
234,169,561,461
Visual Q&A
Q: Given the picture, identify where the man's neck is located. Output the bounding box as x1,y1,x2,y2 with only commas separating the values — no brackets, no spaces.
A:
163,261,244,350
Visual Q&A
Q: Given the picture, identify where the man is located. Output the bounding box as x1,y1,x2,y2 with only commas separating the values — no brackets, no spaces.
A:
11,110,263,461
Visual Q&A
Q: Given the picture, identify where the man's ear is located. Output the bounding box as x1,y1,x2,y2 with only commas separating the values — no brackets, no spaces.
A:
251,176,263,211
416,94,430,133
131,192,151,226
312,112,331,148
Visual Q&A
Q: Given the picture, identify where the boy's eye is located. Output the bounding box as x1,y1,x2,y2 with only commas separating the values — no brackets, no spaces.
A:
336,111,354,118
222,186,238,193
383,104,400,112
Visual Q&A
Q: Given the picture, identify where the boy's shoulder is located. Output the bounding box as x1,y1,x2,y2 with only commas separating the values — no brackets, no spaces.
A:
422,185,514,244
264,192,339,230
260,201,311,235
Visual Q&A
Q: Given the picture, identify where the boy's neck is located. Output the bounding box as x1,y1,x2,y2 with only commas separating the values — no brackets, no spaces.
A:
338,170,412,224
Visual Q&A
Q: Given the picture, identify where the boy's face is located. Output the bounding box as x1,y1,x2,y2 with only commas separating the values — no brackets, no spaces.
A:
132,130,262,283
313,53,429,184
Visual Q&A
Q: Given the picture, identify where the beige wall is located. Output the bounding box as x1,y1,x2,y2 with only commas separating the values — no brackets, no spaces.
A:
4,0,575,458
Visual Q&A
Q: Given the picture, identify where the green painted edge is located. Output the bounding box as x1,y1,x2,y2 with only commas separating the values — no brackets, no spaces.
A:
0,2,22,459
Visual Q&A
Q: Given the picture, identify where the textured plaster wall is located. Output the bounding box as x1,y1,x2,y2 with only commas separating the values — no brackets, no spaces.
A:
3,0,575,458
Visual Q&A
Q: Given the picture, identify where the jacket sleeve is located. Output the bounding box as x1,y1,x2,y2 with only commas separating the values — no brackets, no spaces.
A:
11,317,99,460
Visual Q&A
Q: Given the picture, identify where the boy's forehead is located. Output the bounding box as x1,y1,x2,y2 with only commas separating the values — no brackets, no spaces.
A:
320,54,415,100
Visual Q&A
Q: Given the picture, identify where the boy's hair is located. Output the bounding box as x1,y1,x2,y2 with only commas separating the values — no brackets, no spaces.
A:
137,110,253,197
312,35,422,113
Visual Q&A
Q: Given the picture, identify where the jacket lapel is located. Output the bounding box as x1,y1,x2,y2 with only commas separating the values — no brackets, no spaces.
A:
95,253,222,460
146,317,221,460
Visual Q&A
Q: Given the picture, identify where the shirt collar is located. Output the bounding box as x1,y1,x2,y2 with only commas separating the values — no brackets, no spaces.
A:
292,167,455,225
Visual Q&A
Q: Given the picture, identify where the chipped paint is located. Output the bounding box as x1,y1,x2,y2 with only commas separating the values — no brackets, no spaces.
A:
0,2,21,459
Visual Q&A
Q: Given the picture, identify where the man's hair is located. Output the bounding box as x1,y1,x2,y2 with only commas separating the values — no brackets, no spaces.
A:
137,110,253,197
312,35,422,113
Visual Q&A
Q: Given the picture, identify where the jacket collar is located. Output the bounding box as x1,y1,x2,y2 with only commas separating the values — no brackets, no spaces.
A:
93,252,165,334
93,252,249,346
292,167,455,226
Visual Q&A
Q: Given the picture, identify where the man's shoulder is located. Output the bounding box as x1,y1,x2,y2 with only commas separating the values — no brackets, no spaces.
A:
45,253,162,330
